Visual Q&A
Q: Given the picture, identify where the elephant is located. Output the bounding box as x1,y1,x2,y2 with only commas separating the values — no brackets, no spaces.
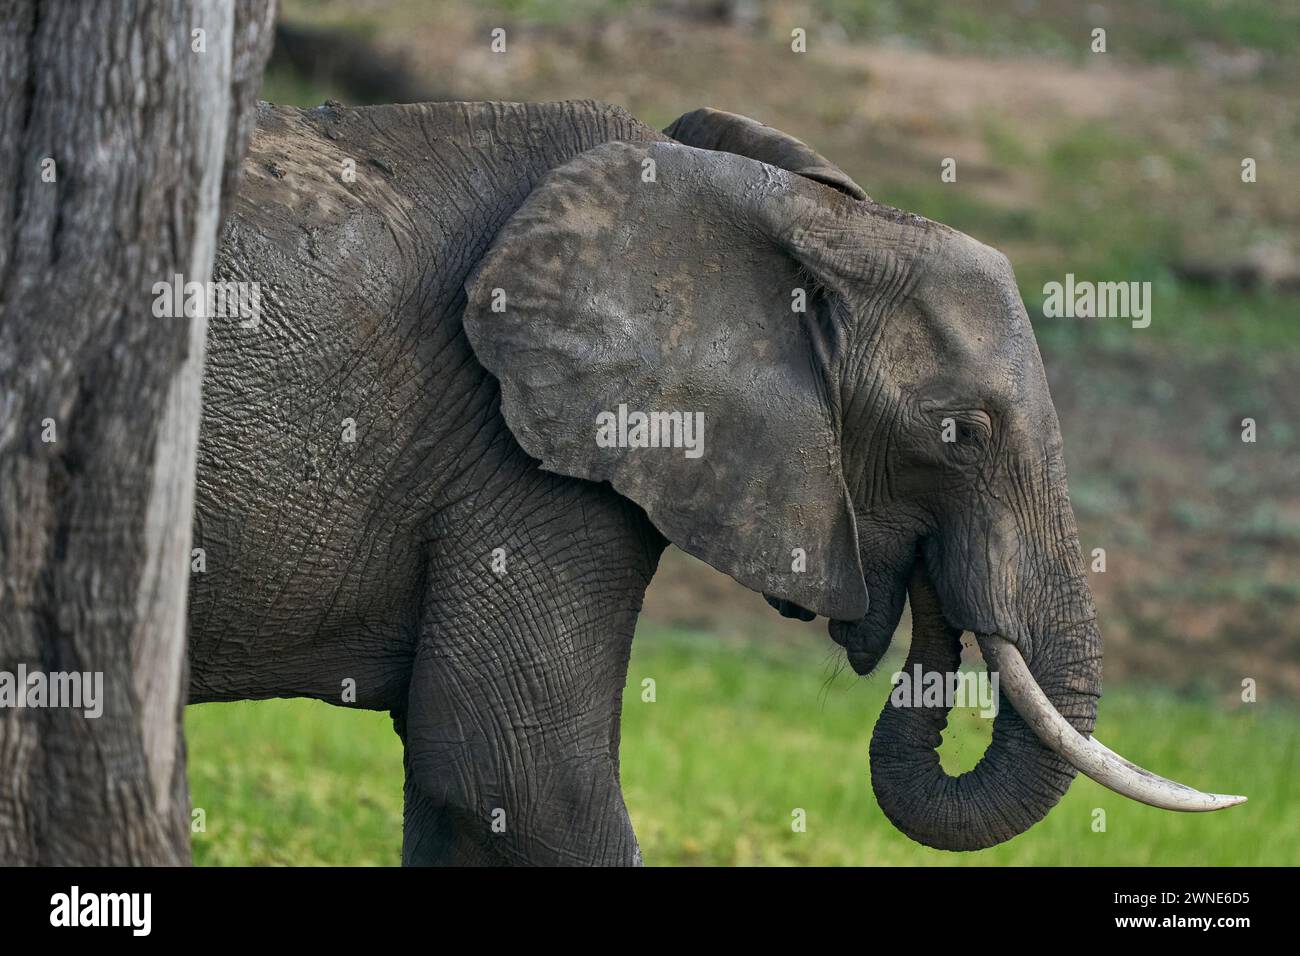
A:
190,99,1243,864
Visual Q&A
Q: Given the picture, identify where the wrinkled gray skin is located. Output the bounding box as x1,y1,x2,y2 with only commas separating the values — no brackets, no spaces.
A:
191,101,1100,863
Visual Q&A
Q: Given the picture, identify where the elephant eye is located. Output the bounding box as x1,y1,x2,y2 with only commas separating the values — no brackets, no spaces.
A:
947,410,993,450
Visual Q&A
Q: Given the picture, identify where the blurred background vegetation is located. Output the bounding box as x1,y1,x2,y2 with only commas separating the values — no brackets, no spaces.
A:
189,0,1299,865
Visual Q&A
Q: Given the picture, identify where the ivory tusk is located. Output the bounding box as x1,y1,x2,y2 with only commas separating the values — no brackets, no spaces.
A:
981,635,1247,812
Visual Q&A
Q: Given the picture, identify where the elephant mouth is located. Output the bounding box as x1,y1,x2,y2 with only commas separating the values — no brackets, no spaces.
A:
826,574,910,676
846,641,888,676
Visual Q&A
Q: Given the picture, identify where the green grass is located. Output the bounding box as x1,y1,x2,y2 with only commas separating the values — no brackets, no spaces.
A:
187,698,403,865
187,626,1295,865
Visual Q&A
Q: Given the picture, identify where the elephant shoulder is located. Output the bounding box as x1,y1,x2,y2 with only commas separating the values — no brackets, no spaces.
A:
233,103,414,239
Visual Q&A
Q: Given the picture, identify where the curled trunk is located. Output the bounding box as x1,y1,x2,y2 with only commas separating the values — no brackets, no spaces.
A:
869,564,1100,851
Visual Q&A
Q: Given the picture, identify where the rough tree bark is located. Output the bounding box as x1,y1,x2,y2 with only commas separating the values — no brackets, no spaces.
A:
0,0,275,865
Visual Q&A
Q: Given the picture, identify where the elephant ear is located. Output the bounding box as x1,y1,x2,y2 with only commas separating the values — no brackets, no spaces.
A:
463,140,868,621
665,107,868,201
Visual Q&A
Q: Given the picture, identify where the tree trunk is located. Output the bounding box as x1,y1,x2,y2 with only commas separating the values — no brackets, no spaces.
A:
0,0,274,865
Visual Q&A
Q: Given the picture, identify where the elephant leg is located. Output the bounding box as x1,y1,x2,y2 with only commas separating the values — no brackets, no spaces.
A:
402,472,665,866
390,708,481,865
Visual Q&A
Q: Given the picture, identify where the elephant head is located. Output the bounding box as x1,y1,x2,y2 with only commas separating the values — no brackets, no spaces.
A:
462,113,1245,851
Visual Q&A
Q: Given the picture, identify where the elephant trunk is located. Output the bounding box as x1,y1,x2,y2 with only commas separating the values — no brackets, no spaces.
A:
868,563,1099,851
868,561,1245,851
